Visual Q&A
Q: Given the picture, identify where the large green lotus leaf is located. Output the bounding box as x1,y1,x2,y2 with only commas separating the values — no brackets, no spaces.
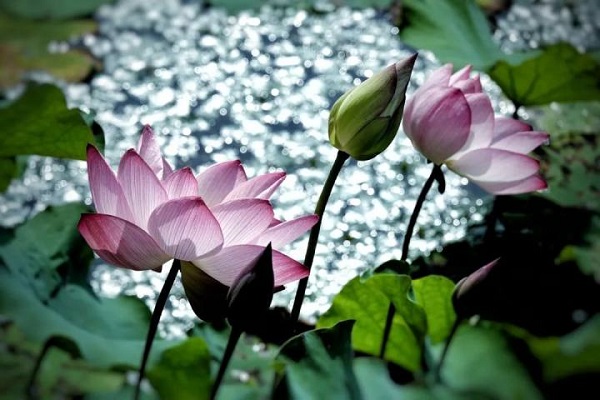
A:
0,268,175,368
0,322,125,400
276,320,362,400
411,275,456,344
490,43,600,107
0,13,98,88
0,0,113,20
147,338,212,400
541,133,600,212
521,315,600,382
0,203,93,301
0,83,98,159
317,274,426,371
399,0,510,71
439,324,543,400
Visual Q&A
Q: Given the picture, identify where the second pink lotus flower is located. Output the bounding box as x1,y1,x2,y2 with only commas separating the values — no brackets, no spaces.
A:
402,64,549,195
78,125,318,287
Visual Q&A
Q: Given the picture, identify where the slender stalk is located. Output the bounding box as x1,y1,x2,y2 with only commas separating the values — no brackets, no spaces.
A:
134,260,181,400
290,150,350,324
379,164,441,358
210,327,242,400
434,317,461,382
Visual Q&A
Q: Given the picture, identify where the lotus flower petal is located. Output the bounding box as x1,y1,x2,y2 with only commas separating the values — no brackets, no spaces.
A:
78,213,170,270
449,148,541,182
211,199,274,246
117,149,168,230
197,160,247,206
136,125,164,178
224,171,286,202
470,174,547,195
403,87,471,164
452,93,495,157
148,197,224,260
449,65,472,86
493,117,532,141
492,131,549,154
253,215,319,248
86,145,133,221
417,64,452,93
193,244,308,286
163,167,198,198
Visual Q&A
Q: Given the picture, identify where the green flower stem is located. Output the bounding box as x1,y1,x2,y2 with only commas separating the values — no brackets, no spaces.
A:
379,164,441,359
134,259,181,400
434,317,461,382
210,327,242,400
291,150,350,324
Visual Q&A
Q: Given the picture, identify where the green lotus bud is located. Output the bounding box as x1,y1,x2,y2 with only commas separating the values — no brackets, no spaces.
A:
226,243,275,331
328,54,417,160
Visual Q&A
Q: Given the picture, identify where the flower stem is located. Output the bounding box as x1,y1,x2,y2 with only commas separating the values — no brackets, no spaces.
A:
290,150,350,325
434,317,461,382
379,164,441,359
210,327,242,400
134,260,180,400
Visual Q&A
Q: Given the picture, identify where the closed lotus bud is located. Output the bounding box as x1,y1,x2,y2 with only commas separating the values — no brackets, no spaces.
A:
452,258,500,319
226,243,275,331
328,53,417,160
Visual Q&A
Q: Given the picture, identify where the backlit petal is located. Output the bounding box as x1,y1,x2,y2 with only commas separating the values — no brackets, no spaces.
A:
403,87,471,164
253,215,318,248
193,245,308,286
117,150,168,230
448,148,540,182
493,117,532,142
452,93,495,155
78,213,170,270
211,199,274,246
163,167,198,198
136,125,163,177
148,197,224,260
492,131,549,154
197,160,247,207
417,64,453,92
470,174,547,195
224,171,286,201
86,145,133,221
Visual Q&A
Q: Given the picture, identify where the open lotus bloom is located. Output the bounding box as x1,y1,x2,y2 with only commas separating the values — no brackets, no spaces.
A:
402,64,549,195
78,125,318,287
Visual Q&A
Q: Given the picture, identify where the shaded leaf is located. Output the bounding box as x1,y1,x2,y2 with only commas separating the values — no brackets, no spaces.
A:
0,203,92,300
0,13,98,87
0,0,114,20
439,323,543,400
535,101,600,140
277,320,362,400
317,274,426,371
0,322,125,400
147,337,211,400
0,156,17,192
557,216,600,281
541,133,600,212
0,269,175,368
490,43,600,106
193,323,277,400
354,358,475,400
0,83,98,159
411,275,456,344
399,0,508,71
523,315,600,382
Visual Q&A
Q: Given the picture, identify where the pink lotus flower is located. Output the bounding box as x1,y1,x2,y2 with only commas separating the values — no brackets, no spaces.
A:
78,125,317,287
402,64,549,195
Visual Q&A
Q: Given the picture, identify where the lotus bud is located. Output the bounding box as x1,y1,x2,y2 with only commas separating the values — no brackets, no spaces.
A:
452,258,500,319
328,53,417,160
226,243,275,331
